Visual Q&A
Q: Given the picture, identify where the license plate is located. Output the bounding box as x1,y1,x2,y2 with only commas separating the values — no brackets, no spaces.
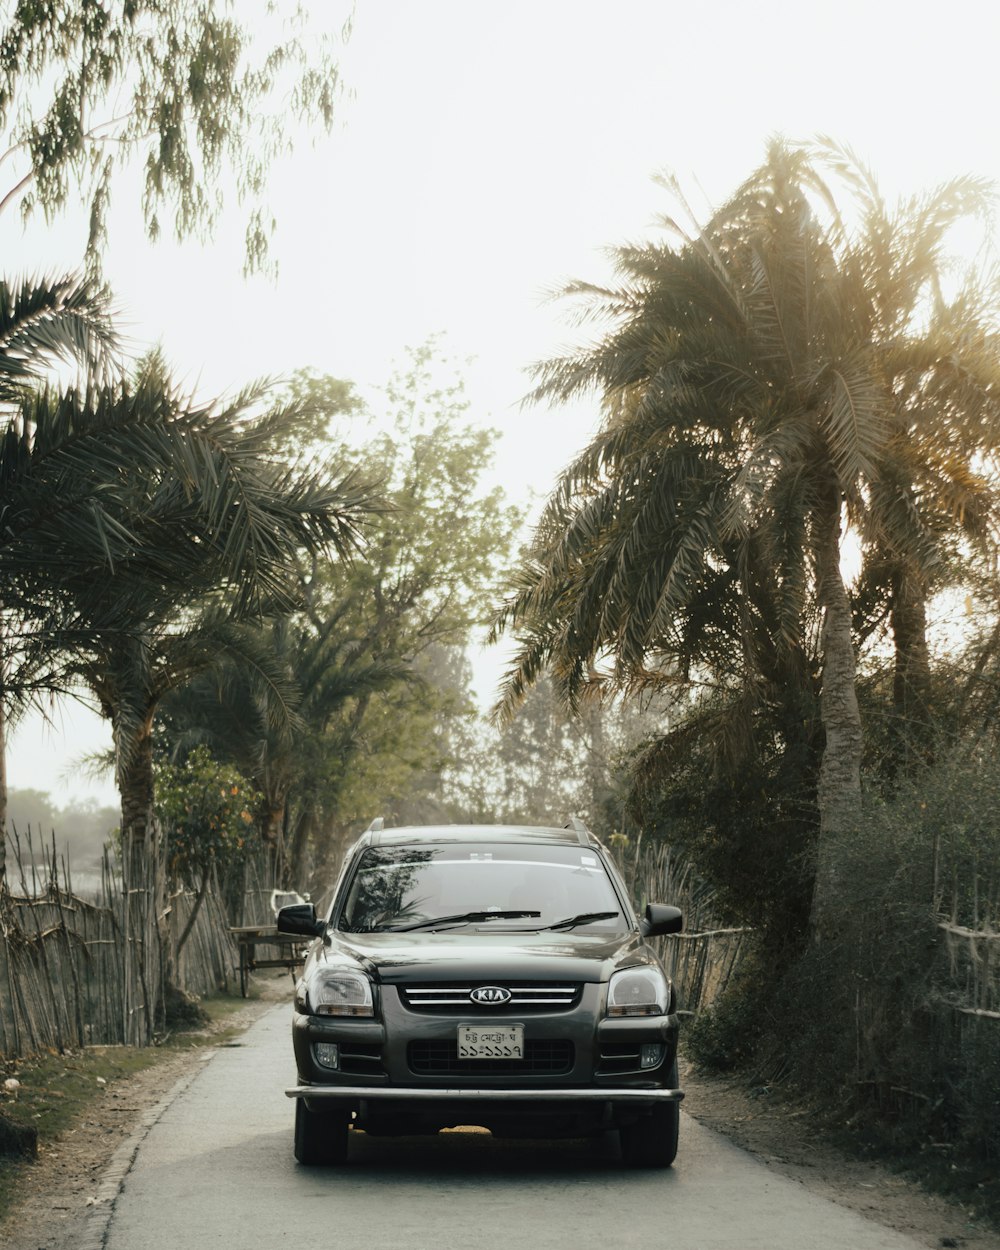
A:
457,1024,524,1059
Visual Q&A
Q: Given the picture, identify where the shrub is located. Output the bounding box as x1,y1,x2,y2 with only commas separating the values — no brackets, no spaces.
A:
156,746,262,888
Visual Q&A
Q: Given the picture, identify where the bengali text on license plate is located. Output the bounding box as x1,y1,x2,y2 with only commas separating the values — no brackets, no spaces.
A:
457,1024,524,1059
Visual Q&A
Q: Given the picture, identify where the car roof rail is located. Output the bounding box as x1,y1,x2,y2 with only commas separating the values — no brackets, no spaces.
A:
566,815,590,846
366,816,385,833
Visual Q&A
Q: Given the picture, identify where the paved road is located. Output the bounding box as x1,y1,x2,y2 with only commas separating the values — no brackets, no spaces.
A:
99,1004,927,1250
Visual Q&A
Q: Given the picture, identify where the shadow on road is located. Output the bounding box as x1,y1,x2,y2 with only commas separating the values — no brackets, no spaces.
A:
284,1125,676,1183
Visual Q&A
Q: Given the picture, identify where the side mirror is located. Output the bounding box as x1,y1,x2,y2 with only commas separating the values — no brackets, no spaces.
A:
277,903,325,937
641,903,683,937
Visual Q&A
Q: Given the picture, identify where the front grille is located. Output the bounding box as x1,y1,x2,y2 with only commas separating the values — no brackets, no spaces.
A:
400,982,582,1013
408,1039,574,1076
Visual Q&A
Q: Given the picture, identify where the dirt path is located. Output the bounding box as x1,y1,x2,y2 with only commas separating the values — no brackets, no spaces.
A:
2,980,997,1250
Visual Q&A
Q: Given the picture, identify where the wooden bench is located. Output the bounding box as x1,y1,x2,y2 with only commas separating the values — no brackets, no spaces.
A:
229,925,309,997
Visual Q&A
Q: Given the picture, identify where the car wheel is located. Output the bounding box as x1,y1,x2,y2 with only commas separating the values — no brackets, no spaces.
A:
294,1098,350,1165
618,1063,680,1169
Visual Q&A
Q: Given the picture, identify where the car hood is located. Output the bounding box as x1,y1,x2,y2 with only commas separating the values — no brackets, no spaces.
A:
313,929,652,984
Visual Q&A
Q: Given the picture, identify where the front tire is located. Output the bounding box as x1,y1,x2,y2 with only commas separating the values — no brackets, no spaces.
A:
619,1063,680,1169
294,1098,350,1165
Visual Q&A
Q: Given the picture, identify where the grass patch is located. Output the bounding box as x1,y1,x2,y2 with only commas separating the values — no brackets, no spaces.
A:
0,989,258,1222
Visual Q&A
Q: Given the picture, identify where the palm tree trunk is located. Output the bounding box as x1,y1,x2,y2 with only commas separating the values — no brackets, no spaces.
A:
119,720,156,852
116,708,165,1035
889,566,933,768
582,672,611,826
260,788,290,884
0,691,7,894
288,802,316,888
811,495,863,941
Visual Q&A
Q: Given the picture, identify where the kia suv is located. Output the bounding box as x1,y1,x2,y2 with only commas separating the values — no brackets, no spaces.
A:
277,819,684,1168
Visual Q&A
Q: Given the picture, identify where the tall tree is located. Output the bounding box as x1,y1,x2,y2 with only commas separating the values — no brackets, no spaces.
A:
52,361,375,857
159,603,410,879
823,144,1000,767
0,1,350,271
161,350,524,882
494,142,1000,940
0,271,119,886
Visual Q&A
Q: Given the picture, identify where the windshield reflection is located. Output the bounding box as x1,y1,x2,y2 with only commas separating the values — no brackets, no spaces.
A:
339,844,623,933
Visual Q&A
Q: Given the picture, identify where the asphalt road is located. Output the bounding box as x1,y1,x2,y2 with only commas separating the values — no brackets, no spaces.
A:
98,1004,929,1250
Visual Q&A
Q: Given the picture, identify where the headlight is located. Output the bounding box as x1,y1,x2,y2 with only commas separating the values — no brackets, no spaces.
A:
307,970,375,1018
607,966,670,1017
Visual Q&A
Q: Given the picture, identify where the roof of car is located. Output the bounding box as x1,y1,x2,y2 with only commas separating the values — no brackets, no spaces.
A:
365,822,599,850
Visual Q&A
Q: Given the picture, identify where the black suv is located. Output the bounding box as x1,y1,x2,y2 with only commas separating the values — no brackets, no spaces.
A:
277,820,684,1168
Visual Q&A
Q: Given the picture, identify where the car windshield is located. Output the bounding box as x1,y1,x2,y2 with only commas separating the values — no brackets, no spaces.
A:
338,842,625,933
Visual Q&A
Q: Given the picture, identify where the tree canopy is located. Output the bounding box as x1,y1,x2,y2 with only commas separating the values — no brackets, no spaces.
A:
493,140,1000,942
160,350,524,883
0,1,350,270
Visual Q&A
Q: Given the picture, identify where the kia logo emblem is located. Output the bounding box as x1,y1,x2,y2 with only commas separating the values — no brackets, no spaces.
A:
470,985,512,1006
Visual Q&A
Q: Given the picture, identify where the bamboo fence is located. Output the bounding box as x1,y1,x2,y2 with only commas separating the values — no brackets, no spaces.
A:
612,836,749,1016
0,828,263,1059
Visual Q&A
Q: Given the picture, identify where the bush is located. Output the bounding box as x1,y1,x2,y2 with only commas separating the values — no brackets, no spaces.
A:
156,746,262,887
685,948,768,1073
711,745,1000,1164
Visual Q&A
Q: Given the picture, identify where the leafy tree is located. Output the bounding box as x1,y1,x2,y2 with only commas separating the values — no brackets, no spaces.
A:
159,603,410,873
6,355,377,1028
292,351,522,865
494,141,1000,941
0,0,350,271
443,674,677,846
161,349,524,885
155,745,260,957
55,357,375,857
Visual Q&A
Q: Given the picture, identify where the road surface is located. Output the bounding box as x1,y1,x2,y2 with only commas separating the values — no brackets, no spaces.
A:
91,1003,929,1250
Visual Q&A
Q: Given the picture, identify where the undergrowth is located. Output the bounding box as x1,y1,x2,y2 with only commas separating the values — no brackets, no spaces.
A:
683,742,1000,1230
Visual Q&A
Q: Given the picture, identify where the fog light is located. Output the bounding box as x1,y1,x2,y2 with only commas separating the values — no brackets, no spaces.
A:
313,1042,340,1070
640,1044,663,1070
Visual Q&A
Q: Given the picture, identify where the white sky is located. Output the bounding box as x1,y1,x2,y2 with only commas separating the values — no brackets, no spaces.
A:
7,0,1000,807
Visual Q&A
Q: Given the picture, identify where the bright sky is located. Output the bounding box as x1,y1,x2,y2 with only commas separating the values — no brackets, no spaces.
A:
7,0,1000,806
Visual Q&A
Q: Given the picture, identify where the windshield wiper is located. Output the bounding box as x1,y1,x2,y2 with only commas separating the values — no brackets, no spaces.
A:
382,909,542,932
542,911,619,931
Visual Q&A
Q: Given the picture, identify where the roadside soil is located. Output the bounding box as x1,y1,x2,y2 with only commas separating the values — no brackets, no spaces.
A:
681,1068,1000,1250
2,977,997,1250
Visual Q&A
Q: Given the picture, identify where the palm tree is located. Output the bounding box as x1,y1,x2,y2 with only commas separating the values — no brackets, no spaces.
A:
11,362,380,1033
46,361,376,858
0,272,119,885
824,146,1000,766
159,602,412,885
494,142,1000,939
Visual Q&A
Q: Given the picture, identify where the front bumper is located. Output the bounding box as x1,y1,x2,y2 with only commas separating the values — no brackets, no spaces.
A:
289,985,681,1112
286,1084,683,1102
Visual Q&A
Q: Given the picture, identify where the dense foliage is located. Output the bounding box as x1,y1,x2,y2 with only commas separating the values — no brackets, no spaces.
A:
491,143,1000,1188
159,348,524,887
156,746,260,886
495,139,1000,944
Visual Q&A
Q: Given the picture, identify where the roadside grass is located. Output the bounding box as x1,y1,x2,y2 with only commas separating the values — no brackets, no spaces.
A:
0,988,261,1220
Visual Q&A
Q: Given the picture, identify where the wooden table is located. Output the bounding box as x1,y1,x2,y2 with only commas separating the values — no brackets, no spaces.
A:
229,925,309,997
